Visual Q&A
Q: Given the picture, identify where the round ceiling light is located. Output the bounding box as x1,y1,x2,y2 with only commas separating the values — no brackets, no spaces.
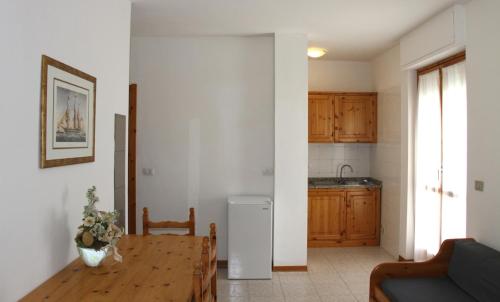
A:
307,47,327,58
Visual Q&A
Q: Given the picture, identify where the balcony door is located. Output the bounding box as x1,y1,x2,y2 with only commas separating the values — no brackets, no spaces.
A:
414,52,467,261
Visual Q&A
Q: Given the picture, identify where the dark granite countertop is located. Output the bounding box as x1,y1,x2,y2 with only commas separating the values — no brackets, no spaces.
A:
308,177,382,189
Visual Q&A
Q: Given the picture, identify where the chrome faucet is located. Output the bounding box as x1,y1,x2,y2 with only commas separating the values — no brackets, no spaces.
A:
339,164,354,183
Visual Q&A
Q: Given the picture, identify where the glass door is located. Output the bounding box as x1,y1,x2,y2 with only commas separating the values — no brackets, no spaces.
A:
441,61,467,240
414,52,467,261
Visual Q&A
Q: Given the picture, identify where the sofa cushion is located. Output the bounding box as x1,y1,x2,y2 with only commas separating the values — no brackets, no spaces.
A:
381,277,477,302
448,240,500,302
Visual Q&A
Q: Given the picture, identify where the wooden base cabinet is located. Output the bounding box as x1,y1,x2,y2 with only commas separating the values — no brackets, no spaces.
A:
308,188,380,248
308,190,346,242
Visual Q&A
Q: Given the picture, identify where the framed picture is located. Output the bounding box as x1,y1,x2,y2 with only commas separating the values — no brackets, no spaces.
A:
40,55,96,168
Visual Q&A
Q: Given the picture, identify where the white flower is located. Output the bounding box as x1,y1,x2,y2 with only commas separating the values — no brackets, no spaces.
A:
83,216,96,227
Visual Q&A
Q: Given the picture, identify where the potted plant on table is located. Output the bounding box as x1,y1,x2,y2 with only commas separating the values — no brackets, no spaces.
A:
75,186,123,267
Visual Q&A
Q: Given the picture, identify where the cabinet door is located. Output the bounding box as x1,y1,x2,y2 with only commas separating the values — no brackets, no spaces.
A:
345,190,380,240
309,94,333,142
308,191,346,241
334,95,377,143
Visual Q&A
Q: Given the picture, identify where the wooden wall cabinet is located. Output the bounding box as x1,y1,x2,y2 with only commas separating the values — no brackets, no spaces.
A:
308,92,377,143
308,187,380,247
308,94,334,142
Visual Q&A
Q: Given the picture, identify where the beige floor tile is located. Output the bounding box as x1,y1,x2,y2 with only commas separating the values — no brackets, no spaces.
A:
332,263,365,275
249,297,285,302
218,283,249,297
218,247,392,302
248,282,283,297
219,279,250,286
338,272,368,284
319,295,358,302
285,296,321,302
309,272,344,285
281,283,318,297
346,281,369,294
313,283,351,296
279,273,312,285
352,292,369,302
308,261,336,273
218,296,249,302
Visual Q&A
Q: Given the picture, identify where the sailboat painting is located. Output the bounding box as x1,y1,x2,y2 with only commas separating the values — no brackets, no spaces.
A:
40,55,96,168
54,85,88,144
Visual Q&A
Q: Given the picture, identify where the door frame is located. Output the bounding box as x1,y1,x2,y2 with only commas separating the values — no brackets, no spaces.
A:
128,84,137,234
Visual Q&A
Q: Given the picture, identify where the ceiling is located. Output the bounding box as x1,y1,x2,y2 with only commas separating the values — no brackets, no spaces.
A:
131,0,461,60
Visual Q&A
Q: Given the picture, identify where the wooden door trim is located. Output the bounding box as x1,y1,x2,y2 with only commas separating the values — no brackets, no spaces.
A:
417,51,465,76
128,84,137,234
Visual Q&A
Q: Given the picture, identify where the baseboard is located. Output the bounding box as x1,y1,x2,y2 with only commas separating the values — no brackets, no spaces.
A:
218,261,307,272
398,255,414,262
272,265,308,272
308,239,379,248
217,260,228,268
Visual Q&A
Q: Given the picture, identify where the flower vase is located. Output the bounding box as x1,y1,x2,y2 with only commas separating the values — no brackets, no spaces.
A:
77,246,109,267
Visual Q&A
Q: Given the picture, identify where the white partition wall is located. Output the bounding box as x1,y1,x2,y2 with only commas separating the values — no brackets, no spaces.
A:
273,33,308,267
130,36,275,260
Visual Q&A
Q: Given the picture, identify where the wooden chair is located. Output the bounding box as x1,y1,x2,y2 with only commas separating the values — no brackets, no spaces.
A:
193,237,212,302
142,207,195,235
209,223,217,301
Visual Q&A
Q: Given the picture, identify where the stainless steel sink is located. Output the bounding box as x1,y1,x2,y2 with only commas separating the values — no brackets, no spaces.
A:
308,177,381,188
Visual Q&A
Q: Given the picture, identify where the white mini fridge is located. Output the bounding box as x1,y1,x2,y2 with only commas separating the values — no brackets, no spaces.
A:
227,195,273,279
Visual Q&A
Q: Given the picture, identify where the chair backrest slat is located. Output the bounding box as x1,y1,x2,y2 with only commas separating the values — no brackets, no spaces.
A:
142,207,196,236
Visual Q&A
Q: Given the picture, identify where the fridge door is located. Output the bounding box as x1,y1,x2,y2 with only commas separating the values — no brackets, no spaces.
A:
228,196,273,279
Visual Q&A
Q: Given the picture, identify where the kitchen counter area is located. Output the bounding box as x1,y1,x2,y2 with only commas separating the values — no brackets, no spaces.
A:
308,177,382,248
308,177,382,189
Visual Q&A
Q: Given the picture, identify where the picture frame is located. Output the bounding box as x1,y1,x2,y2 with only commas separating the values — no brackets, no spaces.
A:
40,55,96,168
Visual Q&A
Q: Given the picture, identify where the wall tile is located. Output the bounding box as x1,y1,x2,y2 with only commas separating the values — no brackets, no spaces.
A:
309,144,371,177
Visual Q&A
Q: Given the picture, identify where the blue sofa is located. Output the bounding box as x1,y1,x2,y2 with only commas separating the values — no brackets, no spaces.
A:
369,239,500,302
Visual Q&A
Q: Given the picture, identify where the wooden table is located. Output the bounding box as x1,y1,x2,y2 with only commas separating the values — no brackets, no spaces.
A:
21,235,204,302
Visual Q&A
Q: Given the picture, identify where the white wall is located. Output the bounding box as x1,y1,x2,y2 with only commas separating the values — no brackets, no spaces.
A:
273,34,308,266
130,36,275,260
0,1,131,300
371,45,402,258
400,5,465,69
308,60,375,178
309,60,374,92
465,0,500,250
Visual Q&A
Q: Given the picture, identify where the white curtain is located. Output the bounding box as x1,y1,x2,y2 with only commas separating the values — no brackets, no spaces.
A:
414,70,442,261
441,62,467,240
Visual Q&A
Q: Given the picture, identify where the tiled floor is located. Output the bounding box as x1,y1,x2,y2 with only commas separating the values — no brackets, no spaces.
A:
217,247,395,302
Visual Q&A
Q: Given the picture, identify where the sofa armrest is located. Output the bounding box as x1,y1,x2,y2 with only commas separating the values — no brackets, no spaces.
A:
369,238,473,302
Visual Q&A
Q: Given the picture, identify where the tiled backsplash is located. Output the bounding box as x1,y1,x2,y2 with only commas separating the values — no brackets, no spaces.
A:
309,143,371,177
